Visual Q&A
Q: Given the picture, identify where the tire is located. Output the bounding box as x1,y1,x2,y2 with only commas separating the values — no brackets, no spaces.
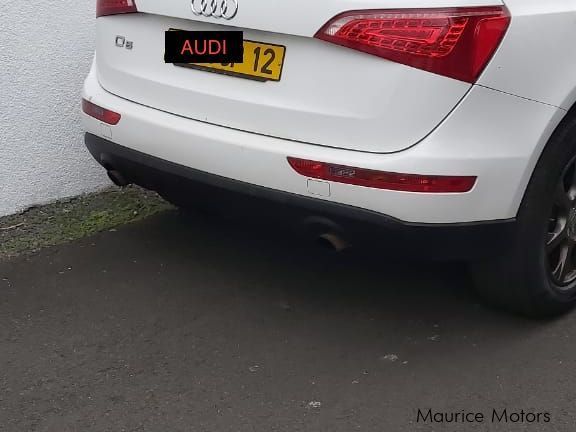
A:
473,111,576,318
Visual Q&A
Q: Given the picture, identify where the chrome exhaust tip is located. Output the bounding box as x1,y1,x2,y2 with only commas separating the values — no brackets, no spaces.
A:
317,232,350,252
300,216,351,252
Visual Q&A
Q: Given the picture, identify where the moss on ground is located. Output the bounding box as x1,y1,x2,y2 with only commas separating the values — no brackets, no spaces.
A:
0,186,173,260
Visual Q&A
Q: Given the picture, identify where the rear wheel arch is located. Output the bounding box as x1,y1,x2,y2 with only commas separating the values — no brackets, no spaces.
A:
514,102,576,218
473,103,576,317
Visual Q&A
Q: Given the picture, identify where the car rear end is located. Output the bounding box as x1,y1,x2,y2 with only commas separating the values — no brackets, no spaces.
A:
82,0,561,247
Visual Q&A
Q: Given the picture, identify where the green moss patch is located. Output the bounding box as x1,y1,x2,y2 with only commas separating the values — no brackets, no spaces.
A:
0,186,173,260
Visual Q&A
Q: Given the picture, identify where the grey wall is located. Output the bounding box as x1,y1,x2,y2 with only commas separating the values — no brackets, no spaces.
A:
0,0,110,217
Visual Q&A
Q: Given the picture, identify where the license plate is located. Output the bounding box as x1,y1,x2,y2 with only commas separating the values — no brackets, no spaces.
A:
177,40,286,82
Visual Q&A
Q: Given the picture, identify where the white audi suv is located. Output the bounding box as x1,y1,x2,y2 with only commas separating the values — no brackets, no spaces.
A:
82,0,576,317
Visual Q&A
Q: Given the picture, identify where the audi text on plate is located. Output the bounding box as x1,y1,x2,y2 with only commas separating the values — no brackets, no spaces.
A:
82,0,576,318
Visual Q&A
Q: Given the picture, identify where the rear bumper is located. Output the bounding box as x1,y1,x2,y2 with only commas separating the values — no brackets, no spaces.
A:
86,133,516,259
82,59,565,224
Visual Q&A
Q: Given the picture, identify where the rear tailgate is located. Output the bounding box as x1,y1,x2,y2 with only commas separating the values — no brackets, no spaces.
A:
95,0,503,153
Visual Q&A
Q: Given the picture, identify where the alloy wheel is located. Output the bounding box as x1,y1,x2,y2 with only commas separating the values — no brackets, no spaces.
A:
547,156,576,287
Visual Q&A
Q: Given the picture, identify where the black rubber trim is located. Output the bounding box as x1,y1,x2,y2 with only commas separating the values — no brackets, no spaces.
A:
85,133,516,258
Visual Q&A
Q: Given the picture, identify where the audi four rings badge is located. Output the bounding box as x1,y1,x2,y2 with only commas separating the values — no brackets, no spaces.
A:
191,0,239,20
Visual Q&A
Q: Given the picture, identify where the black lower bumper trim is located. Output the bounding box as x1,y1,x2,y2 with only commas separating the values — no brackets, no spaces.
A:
85,133,516,259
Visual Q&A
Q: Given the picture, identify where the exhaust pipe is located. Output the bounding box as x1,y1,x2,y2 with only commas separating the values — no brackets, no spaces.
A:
107,170,130,187
300,216,351,252
317,232,350,252
100,154,131,187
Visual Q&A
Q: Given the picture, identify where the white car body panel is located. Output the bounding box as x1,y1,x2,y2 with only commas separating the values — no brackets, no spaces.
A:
82,0,576,224
96,14,470,153
480,0,576,109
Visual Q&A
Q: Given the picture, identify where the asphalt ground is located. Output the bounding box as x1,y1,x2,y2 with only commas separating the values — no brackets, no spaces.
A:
2,210,576,431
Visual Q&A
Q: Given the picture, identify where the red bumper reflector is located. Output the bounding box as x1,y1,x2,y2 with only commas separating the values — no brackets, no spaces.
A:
287,158,476,193
96,0,138,18
82,99,121,125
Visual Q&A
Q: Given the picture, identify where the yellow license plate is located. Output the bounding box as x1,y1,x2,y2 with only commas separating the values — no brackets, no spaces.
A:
181,40,286,82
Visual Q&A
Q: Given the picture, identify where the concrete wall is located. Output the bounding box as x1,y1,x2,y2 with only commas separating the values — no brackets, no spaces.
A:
0,0,110,217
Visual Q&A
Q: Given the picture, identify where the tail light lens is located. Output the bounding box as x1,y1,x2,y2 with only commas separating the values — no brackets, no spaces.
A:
82,99,121,125
315,7,510,83
96,0,138,18
288,158,476,193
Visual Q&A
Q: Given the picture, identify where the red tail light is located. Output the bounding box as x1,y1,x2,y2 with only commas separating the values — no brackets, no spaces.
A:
82,99,121,125
96,0,138,18
315,7,510,83
287,158,476,193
